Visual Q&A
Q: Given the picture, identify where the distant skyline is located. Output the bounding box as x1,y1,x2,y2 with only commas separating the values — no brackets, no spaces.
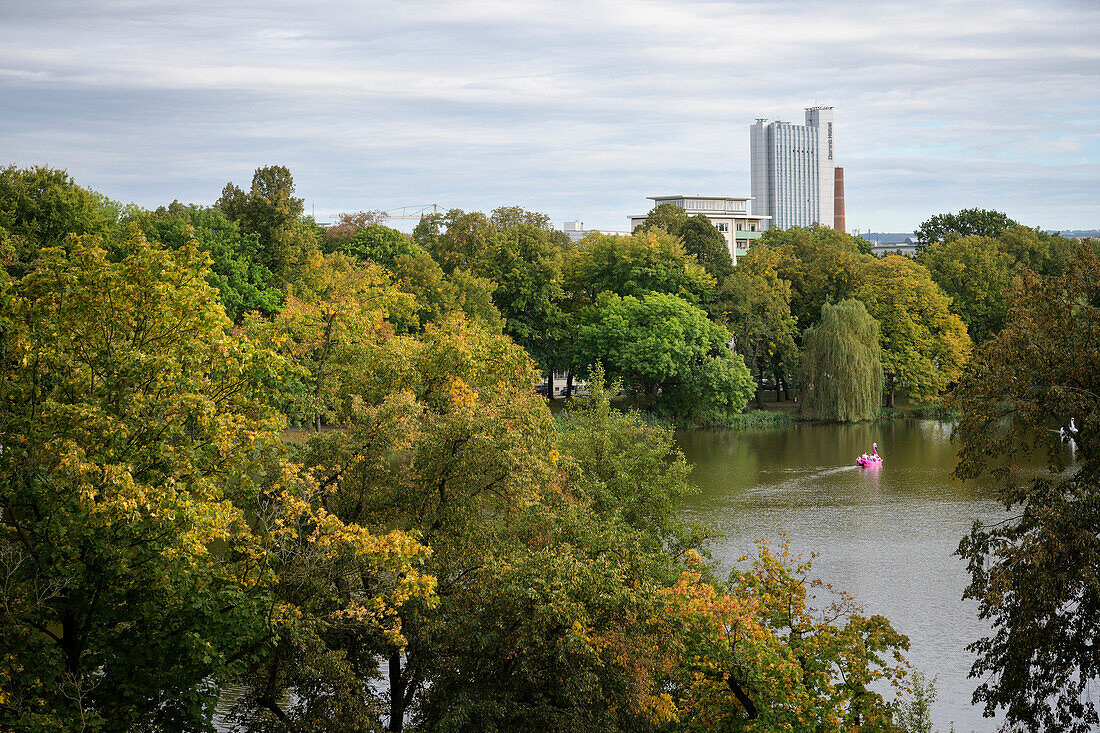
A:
2,0,1099,234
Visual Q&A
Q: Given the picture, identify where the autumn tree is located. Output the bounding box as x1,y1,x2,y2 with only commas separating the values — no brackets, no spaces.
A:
666,540,909,731
855,255,972,407
800,299,884,422
249,315,558,732
257,252,416,429
950,243,1100,732
0,232,286,731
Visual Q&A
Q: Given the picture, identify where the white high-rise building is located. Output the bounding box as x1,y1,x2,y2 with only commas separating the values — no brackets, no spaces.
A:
750,107,835,231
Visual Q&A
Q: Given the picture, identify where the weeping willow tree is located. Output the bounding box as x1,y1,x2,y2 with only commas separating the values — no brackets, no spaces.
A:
800,299,884,421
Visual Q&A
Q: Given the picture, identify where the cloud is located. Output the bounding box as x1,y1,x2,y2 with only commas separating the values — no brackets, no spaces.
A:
1,0,1098,231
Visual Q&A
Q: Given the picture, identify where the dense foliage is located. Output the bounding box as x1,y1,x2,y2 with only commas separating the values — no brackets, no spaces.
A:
800,300,885,422
7,163,1093,729
950,244,1100,732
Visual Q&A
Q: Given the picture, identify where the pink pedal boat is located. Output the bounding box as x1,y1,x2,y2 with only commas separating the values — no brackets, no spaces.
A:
856,442,882,467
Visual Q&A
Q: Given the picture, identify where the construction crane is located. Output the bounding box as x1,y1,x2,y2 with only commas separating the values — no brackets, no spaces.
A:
381,204,440,222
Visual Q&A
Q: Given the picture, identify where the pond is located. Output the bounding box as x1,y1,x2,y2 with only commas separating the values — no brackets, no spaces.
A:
675,419,1025,733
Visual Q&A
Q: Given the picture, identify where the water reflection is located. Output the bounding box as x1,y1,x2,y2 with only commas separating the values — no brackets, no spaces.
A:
675,419,1068,733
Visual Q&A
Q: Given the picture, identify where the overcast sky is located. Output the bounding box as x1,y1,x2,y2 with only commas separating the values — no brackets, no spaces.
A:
3,0,1099,233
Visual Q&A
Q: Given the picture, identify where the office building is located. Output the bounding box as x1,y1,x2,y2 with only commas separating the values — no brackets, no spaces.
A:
629,195,770,265
750,107,836,230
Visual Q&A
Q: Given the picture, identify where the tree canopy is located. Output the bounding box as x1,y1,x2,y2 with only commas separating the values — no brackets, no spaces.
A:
799,299,884,422
950,243,1100,732
574,291,754,419
914,208,1020,251
855,255,972,407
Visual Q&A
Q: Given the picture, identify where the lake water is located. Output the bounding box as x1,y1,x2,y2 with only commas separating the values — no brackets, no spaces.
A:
675,419,1025,733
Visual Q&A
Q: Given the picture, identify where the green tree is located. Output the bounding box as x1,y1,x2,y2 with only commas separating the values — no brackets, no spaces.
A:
341,222,426,269
0,165,117,277
997,224,1077,278
413,207,569,393
914,208,1019,251
680,214,734,281
416,367,697,732
322,209,387,253
564,229,716,306
799,299,884,422
713,259,799,407
136,202,284,321
574,291,753,419
917,234,1014,344
633,201,689,236
0,232,285,731
855,255,971,407
950,243,1100,732
217,165,319,283
744,226,873,332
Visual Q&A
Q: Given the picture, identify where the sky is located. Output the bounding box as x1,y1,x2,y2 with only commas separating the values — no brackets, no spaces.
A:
2,0,1099,234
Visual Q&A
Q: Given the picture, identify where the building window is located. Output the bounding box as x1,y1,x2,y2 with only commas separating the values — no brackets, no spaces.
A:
716,222,729,232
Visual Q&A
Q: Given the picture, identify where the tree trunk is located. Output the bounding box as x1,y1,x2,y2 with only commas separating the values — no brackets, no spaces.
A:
755,378,764,408
546,368,555,401
389,652,405,733
565,370,574,398
887,376,896,409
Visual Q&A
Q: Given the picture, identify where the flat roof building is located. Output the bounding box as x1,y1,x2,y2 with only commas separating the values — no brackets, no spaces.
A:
751,107,836,230
629,195,770,265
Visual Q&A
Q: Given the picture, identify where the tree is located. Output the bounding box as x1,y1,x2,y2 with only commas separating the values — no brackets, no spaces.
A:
950,243,1100,732
574,291,754,419
564,229,715,307
341,222,426,269
258,253,416,429
0,165,117,277
917,234,1014,344
997,224,1077,278
666,540,909,731
322,209,387,253
415,367,696,732
217,165,319,283
413,207,569,393
633,201,689,236
914,208,1019,251
713,259,799,407
137,202,284,321
799,299,884,422
245,315,558,732
855,255,971,407
743,226,873,332
680,214,734,281
0,232,285,731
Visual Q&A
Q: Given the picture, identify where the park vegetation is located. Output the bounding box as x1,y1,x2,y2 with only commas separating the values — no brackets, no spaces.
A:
0,163,1096,731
